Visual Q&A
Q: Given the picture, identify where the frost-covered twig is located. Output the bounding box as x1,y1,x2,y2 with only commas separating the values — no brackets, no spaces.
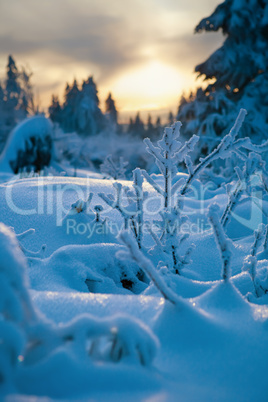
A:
141,121,199,209
118,231,186,307
16,228,35,241
99,171,147,247
71,193,94,214
100,155,128,180
221,152,263,228
99,182,130,229
208,204,232,282
12,227,46,258
94,205,103,223
158,209,195,275
20,243,46,258
180,109,247,197
129,168,145,248
242,224,266,297
232,137,268,154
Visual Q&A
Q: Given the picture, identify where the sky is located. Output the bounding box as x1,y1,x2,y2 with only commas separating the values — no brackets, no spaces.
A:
0,0,222,122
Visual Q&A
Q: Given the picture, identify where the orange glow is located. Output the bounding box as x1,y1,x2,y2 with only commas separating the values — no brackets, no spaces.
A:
107,60,187,113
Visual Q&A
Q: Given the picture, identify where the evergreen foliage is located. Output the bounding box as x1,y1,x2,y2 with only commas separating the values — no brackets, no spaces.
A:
177,0,268,146
49,77,105,136
0,55,35,146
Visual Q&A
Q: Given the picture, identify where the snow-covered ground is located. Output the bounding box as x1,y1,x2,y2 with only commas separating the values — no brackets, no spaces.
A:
0,172,267,401
0,115,268,401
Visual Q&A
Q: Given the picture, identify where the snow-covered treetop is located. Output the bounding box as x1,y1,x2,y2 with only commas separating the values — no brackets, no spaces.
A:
195,0,268,36
195,0,268,88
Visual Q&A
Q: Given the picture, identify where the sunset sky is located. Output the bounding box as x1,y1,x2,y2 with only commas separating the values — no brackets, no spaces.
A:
0,0,222,122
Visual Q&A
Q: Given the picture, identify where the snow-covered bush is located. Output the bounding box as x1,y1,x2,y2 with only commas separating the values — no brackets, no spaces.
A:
98,110,253,279
138,110,246,276
0,115,54,173
100,154,128,180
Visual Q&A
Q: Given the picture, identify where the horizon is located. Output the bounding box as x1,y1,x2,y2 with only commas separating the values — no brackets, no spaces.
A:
0,0,221,122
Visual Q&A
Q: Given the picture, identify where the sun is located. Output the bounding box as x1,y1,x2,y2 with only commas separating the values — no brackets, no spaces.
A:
109,60,185,112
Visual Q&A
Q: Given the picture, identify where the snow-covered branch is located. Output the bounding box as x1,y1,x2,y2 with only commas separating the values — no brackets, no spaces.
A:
208,203,232,282
179,109,247,197
100,154,128,180
142,121,199,210
118,230,186,307
243,224,266,298
221,152,263,228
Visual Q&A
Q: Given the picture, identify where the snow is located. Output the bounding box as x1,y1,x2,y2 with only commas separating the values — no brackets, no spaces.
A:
1,0,268,397
0,169,267,401
0,110,268,401
0,115,53,173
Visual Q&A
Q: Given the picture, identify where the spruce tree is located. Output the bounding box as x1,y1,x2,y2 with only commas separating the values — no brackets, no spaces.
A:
177,0,268,147
155,116,162,138
77,76,104,136
105,92,118,125
61,80,80,132
48,95,62,125
0,55,34,143
0,83,6,144
168,111,174,126
128,117,134,134
146,114,155,137
5,55,22,130
133,112,145,137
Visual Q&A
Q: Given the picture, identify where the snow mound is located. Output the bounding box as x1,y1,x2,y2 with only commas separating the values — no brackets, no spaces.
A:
28,243,148,294
0,115,54,173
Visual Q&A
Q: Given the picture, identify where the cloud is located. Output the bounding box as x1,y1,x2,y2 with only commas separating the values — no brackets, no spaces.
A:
0,1,151,83
0,0,223,107
155,31,224,73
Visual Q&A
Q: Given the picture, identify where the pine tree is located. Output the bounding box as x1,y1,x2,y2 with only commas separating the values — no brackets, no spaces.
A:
168,111,174,126
155,116,162,138
5,55,22,131
0,83,6,144
64,79,80,132
76,76,104,136
48,95,62,124
177,0,268,146
146,114,155,137
128,117,134,134
5,56,21,103
105,92,118,125
0,55,34,143
128,112,146,137
19,66,35,114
